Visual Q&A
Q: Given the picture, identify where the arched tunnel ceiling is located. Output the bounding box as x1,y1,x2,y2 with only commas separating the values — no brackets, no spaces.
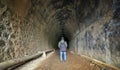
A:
0,0,113,53
1,0,120,68
0,0,113,50
6,0,112,41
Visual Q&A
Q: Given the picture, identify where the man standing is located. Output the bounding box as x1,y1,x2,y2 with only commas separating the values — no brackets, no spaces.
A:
58,37,67,62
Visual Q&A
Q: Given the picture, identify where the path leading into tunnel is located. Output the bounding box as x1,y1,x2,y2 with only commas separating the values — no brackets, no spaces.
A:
34,51,100,70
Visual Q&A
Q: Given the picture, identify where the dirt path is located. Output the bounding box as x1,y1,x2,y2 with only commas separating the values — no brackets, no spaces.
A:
34,51,100,70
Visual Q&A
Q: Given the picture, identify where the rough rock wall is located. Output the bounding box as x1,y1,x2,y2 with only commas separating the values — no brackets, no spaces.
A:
69,0,120,68
108,0,120,67
0,0,60,62
0,0,13,62
70,11,113,62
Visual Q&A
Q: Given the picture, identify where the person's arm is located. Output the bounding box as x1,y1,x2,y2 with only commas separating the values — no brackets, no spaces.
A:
58,42,60,48
65,42,67,48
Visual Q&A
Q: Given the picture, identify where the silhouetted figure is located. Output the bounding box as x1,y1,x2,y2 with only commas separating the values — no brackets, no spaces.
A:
58,37,67,62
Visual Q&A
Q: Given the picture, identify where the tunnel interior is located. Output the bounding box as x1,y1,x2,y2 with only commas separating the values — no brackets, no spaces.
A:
0,0,120,68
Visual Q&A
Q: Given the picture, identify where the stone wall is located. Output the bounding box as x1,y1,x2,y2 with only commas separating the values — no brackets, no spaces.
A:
69,9,120,68
0,0,60,62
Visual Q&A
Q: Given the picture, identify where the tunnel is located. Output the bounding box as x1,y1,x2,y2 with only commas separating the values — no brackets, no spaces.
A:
0,0,120,69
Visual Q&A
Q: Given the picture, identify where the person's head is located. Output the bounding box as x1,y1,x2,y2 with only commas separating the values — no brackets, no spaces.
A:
61,37,64,43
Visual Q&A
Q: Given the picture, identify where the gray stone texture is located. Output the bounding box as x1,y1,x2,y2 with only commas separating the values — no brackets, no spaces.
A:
0,0,60,62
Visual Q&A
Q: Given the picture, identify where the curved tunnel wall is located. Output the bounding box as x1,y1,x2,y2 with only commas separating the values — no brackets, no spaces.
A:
69,0,120,68
0,0,61,62
0,0,120,68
